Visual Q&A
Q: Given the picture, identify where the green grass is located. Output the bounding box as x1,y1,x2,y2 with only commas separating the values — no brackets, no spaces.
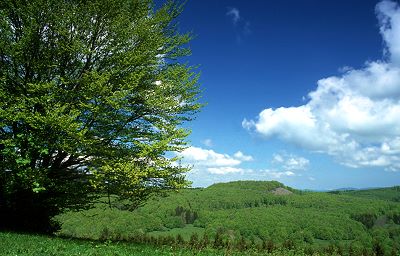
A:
0,232,164,256
0,232,326,256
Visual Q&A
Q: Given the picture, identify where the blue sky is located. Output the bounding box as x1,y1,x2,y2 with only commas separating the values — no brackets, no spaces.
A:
174,0,400,189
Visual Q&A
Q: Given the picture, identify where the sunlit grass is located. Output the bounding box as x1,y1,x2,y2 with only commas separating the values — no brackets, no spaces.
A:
0,232,331,256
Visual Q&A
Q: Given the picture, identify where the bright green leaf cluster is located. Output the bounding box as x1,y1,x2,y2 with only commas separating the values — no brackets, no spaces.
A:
0,0,201,229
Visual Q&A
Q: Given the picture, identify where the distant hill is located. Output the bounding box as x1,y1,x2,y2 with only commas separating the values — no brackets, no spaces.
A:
338,186,400,202
206,180,296,193
330,187,359,191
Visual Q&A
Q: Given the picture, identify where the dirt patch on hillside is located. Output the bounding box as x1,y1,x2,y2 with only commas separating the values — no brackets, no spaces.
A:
271,187,293,195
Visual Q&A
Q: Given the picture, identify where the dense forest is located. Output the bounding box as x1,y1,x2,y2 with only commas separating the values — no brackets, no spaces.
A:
56,181,400,255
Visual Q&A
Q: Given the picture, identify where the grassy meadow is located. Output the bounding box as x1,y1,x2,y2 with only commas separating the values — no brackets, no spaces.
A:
0,231,324,256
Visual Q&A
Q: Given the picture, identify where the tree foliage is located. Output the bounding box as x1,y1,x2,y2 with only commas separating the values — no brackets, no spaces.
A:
0,0,201,232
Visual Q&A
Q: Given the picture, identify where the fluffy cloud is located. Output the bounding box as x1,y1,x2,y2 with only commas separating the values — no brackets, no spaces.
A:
179,146,253,175
261,169,296,179
378,0,400,65
243,0,400,171
272,153,310,171
207,167,245,175
179,146,299,187
179,146,241,167
234,151,254,161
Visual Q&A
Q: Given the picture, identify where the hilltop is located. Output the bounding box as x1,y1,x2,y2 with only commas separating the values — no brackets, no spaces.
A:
206,180,292,191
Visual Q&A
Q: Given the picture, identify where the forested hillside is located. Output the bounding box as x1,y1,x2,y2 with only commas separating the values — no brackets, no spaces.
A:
335,187,400,202
57,181,400,255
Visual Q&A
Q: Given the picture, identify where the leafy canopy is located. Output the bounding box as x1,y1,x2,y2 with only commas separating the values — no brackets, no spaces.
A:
0,0,201,231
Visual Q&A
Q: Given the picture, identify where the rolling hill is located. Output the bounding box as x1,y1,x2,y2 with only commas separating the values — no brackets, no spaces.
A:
57,180,400,255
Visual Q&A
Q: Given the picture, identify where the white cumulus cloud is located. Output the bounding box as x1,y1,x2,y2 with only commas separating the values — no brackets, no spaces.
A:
179,147,302,186
234,151,254,161
178,146,254,175
207,167,245,175
378,0,400,65
179,146,241,167
262,170,296,179
272,153,310,171
243,0,400,171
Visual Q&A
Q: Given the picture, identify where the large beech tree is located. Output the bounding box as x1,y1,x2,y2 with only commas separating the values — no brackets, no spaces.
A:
0,0,201,232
